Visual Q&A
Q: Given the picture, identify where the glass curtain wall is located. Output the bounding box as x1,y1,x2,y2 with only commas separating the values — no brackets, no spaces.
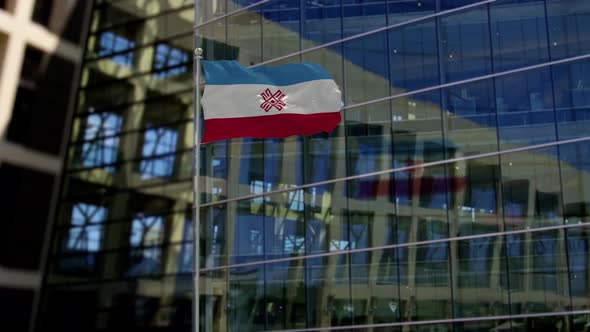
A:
38,0,590,332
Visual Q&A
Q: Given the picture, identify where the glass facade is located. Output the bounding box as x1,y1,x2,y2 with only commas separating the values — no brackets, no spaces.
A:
38,0,590,331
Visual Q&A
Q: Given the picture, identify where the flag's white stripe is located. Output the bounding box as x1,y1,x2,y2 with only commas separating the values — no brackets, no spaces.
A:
201,79,341,120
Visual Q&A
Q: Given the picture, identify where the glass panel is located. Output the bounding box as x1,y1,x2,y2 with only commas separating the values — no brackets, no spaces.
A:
560,141,590,224
439,6,492,82
203,141,228,204
343,0,386,37
200,270,227,332
228,0,268,12
508,230,570,315
443,79,498,156
227,265,265,331
262,0,300,61
495,68,556,149
454,234,510,319
345,100,392,201
392,91,446,216
389,19,439,93
227,8,262,66
306,253,352,328
343,31,389,106
553,59,590,140
198,0,226,23
567,226,590,310
264,261,306,330
302,0,342,46
388,0,435,25
370,217,403,326
546,0,590,60
440,0,490,11
501,147,563,231
198,21,234,61
263,187,306,258
451,155,502,237
402,240,452,322
303,47,344,92
490,0,550,72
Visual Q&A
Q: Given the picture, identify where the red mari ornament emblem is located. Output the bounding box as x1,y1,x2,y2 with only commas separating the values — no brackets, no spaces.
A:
260,88,286,112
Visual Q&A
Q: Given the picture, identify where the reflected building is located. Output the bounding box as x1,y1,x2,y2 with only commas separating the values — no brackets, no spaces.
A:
37,0,590,332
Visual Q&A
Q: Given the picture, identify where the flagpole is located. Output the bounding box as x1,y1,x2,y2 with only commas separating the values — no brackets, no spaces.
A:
193,46,203,332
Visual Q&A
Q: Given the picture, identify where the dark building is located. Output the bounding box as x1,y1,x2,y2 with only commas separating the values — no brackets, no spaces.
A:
35,0,590,331
0,1,91,331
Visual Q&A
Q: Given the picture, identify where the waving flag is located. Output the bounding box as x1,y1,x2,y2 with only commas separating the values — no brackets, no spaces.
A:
200,61,342,143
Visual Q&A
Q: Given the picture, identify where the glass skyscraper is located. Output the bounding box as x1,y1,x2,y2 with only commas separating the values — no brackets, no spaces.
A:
37,0,590,331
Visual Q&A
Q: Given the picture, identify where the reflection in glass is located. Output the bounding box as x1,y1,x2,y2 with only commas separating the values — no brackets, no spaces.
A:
546,0,590,60
42,0,590,331
439,6,492,82
139,126,178,179
262,0,300,61
96,31,135,66
227,9,262,65
501,147,563,230
344,32,389,105
490,0,549,72
389,19,438,93
152,43,190,79
343,0,386,37
127,214,164,276
443,79,498,156
78,111,122,170
553,59,590,140
302,0,342,45
560,141,590,224
495,68,556,148
60,203,107,272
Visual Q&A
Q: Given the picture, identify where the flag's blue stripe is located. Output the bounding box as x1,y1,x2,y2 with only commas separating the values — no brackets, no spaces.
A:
202,60,334,86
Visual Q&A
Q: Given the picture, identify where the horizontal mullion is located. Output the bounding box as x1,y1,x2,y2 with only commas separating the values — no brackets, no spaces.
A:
263,309,590,332
199,221,589,273
198,135,590,208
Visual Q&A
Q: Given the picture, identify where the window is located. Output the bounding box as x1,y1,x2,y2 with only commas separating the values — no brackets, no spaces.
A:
60,203,107,272
250,180,271,203
287,186,304,211
152,44,189,79
249,229,263,255
97,31,135,66
139,126,178,179
127,214,164,276
79,111,122,170
65,203,106,252
283,234,304,253
177,220,194,273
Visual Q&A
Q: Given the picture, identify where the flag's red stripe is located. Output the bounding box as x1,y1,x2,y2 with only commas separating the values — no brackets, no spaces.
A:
202,112,342,143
